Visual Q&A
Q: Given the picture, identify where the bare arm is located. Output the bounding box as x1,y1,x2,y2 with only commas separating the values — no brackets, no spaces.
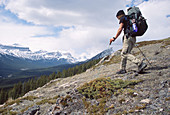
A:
109,23,124,45
115,23,124,39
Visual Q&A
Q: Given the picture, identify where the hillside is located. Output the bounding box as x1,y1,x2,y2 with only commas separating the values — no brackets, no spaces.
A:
0,38,169,115
0,62,84,89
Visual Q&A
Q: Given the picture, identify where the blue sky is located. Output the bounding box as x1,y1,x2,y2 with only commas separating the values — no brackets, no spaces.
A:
0,4,72,38
0,0,170,59
126,0,149,7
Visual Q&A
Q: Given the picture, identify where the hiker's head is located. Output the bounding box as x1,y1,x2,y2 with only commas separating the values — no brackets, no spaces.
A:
116,10,125,20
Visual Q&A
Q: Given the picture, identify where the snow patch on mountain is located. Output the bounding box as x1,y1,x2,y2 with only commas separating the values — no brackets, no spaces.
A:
0,44,78,63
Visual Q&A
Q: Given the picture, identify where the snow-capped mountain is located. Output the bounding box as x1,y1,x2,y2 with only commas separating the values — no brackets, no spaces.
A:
0,44,77,63
0,44,82,78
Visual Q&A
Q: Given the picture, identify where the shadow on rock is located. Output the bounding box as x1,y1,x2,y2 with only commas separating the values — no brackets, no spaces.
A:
146,65,169,71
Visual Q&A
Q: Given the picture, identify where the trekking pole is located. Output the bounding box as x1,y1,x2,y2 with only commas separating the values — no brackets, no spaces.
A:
135,44,152,67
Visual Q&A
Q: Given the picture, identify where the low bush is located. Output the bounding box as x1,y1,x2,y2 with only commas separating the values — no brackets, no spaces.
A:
77,77,141,99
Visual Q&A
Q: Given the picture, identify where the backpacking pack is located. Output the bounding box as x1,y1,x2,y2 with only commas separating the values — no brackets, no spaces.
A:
125,6,148,37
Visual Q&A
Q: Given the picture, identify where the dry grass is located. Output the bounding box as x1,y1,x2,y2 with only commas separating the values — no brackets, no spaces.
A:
137,37,170,47
103,55,121,65
36,98,57,105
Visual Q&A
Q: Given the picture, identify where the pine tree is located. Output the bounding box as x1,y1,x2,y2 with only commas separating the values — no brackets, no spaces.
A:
49,72,56,80
0,88,8,104
62,69,67,78
56,71,61,78
0,89,4,104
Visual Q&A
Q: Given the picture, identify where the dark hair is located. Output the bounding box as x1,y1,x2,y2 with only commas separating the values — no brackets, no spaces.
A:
116,10,125,17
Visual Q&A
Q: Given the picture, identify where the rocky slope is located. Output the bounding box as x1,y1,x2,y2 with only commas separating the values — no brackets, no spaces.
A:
0,38,169,115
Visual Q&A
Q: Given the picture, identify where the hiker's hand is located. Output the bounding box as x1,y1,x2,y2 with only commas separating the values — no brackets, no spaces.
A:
109,37,116,45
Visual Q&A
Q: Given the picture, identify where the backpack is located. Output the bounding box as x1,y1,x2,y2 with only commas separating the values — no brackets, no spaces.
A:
125,6,148,37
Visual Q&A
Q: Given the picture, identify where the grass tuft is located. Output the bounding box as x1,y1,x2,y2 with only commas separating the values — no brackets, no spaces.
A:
22,96,38,101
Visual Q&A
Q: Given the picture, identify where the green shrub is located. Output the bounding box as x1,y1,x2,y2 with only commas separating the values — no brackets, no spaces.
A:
82,97,109,114
77,77,141,99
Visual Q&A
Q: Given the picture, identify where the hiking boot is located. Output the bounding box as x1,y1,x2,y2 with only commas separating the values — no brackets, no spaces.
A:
116,69,127,74
138,62,147,73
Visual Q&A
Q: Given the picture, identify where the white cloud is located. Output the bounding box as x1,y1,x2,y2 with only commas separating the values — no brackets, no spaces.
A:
0,0,6,5
4,0,128,27
0,0,169,59
137,0,170,41
0,20,52,48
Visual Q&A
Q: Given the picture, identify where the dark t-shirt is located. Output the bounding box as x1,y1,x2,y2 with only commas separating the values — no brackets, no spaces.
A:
119,15,128,34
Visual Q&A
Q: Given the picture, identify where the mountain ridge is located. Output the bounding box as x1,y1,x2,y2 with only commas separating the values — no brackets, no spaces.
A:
0,44,77,62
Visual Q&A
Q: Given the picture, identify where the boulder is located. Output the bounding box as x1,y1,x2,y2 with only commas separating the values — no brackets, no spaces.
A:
23,105,40,115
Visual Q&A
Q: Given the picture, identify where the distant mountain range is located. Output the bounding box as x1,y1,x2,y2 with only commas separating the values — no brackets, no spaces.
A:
0,44,78,63
0,44,114,78
0,44,77,78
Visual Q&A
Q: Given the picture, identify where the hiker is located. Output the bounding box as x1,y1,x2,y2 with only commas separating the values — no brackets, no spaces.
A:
110,9,147,74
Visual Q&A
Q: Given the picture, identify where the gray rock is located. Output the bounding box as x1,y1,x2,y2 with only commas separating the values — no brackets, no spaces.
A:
50,104,63,115
48,105,54,112
66,91,71,94
74,89,78,92
154,51,160,55
60,93,65,97
159,90,166,97
54,111,62,115
35,111,40,115
149,105,158,110
140,99,151,104
56,98,61,105
23,105,40,115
